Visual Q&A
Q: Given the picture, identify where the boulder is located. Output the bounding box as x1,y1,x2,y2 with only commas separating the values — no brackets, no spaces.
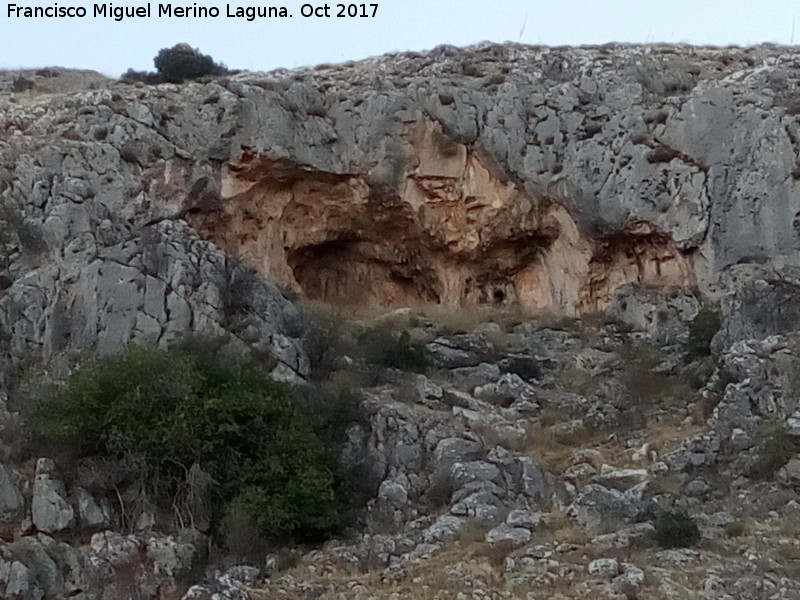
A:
446,363,503,392
450,461,501,488
474,373,537,408
5,561,43,600
147,534,200,578
592,466,650,491
433,438,484,466
0,464,24,523
568,483,653,533
181,570,250,600
377,480,409,507
485,523,532,548
31,458,74,534
608,284,699,343
717,270,800,350
588,557,620,579
75,487,111,530
7,536,64,598
426,334,495,369
421,515,466,544
505,509,542,530
778,458,800,487
613,563,646,595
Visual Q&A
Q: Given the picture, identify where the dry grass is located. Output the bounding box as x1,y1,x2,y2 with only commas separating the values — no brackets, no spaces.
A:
249,536,610,600
471,420,527,453
555,364,598,396
773,539,800,581
775,517,800,538
524,417,621,476
414,303,528,336
642,416,703,459
473,541,516,569
459,519,490,544
250,544,512,600
724,520,753,539
538,509,591,546
648,472,685,496
246,528,774,600
617,345,699,414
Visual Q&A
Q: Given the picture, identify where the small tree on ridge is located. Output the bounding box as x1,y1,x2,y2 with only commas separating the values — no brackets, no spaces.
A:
153,43,226,83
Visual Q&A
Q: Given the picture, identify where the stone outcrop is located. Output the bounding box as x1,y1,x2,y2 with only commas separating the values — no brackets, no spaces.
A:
3,43,800,347
2,43,800,600
0,463,23,523
30,458,73,534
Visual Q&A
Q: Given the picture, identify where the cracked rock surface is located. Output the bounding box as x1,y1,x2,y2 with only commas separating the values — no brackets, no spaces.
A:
2,43,800,600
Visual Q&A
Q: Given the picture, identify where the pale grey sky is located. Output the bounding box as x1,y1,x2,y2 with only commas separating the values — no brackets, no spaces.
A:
0,0,797,76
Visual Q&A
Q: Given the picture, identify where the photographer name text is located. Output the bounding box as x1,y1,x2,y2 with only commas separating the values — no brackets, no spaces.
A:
5,2,379,21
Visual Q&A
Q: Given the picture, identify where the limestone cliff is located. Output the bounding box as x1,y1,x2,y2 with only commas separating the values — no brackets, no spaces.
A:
2,43,800,372
4,46,800,600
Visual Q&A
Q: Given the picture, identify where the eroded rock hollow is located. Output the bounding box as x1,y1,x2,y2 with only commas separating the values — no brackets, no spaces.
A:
191,118,695,315
3,42,800,377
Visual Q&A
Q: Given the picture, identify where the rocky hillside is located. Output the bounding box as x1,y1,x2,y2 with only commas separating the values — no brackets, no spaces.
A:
0,43,799,600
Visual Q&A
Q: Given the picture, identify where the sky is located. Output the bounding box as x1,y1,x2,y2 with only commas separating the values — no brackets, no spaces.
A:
0,0,798,76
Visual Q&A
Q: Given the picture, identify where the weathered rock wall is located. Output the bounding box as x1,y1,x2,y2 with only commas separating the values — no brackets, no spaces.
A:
3,43,800,373
184,43,800,313
0,84,308,382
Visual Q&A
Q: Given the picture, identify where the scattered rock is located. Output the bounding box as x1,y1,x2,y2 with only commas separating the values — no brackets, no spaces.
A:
422,516,466,544
505,509,541,530
31,458,74,534
427,334,495,369
485,524,532,548
474,373,537,408
75,487,111,530
587,557,620,579
0,464,24,523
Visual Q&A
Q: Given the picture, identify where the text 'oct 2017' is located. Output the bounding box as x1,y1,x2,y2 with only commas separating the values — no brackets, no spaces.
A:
4,3,380,21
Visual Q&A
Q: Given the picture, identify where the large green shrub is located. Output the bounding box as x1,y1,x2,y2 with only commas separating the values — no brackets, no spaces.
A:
26,339,346,542
154,44,226,83
654,510,701,548
121,44,228,84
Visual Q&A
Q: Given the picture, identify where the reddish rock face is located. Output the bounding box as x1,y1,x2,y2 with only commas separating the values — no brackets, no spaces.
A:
190,120,694,315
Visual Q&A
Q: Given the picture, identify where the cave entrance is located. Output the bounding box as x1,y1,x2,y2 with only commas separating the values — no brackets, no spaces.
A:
286,239,440,307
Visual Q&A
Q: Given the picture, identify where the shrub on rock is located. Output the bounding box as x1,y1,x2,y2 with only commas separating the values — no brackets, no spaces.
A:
26,338,347,543
654,509,701,548
755,417,793,477
685,305,721,358
120,44,228,84
358,327,429,372
154,44,227,83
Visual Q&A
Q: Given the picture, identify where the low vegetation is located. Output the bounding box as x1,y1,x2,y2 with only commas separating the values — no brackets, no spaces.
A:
685,305,721,358
358,327,430,372
654,510,701,548
24,338,349,544
302,303,430,377
754,417,793,477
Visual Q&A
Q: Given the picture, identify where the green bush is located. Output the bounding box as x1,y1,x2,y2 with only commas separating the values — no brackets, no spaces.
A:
755,417,793,476
302,307,352,379
120,44,228,84
154,44,227,83
358,327,429,372
686,305,721,358
26,338,347,542
654,510,701,548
